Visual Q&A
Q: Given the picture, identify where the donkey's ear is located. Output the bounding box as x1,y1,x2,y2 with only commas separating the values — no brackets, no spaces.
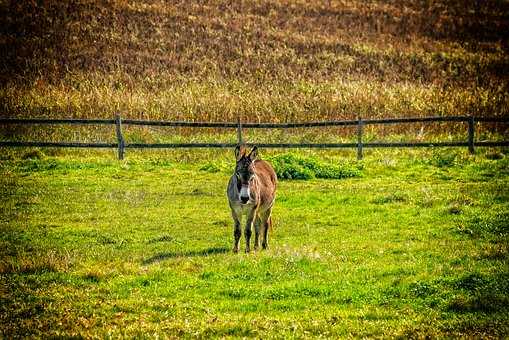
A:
248,146,258,161
235,145,245,160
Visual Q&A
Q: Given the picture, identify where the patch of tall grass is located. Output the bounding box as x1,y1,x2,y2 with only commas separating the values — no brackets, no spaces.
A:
269,153,361,180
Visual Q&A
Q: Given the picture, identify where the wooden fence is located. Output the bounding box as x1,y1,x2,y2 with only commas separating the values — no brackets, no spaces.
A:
0,115,508,160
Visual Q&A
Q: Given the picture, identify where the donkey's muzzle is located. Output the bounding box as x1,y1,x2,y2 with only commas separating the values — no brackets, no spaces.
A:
239,184,250,204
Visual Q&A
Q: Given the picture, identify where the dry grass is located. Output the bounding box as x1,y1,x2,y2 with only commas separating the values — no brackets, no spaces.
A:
1,0,508,137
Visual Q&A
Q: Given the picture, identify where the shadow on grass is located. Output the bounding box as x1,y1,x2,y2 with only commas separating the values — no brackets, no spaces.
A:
143,247,229,265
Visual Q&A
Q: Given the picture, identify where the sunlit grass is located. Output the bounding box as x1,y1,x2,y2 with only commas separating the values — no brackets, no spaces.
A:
1,148,507,337
3,77,508,122
2,1,508,334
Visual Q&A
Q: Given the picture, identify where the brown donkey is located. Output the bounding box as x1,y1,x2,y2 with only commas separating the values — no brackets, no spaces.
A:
227,145,277,253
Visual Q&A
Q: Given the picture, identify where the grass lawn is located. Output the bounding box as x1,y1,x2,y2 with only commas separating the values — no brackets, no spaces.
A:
1,148,508,338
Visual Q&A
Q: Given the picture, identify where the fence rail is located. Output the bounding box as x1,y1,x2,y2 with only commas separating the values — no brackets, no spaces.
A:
0,115,507,160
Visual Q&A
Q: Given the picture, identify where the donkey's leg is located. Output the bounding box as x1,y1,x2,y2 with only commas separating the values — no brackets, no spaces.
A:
231,211,242,253
244,209,256,253
261,210,272,250
253,216,261,251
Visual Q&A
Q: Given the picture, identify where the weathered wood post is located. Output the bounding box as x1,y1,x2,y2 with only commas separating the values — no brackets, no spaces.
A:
115,113,125,160
237,117,243,145
468,116,475,154
357,117,363,160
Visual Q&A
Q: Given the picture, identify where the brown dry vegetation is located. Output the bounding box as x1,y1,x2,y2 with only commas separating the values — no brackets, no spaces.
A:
0,0,508,133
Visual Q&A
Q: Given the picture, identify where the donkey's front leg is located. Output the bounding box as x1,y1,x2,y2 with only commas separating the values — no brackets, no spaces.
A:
232,211,242,253
244,210,256,253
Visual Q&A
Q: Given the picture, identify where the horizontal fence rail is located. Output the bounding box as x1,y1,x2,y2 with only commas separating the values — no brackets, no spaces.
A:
0,115,508,160
0,118,116,125
0,141,117,148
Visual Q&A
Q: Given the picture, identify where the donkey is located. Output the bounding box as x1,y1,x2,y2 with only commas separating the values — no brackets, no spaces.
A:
227,145,277,253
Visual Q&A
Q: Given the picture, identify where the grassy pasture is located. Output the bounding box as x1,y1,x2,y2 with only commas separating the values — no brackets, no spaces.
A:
1,148,508,338
1,2,509,335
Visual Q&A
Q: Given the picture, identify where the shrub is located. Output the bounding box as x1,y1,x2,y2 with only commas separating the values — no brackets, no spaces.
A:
268,153,361,180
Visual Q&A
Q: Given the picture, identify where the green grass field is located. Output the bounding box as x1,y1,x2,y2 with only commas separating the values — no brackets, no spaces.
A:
1,148,508,338
1,1,508,336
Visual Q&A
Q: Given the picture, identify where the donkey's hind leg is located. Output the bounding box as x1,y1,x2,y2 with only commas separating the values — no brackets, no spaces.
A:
261,210,272,250
253,216,262,251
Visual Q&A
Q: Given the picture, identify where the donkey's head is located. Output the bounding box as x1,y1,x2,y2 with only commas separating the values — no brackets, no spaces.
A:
234,145,258,204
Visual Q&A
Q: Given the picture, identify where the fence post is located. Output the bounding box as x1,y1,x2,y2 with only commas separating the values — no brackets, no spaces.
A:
468,116,475,154
115,113,125,160
357,117,363,160
237,117,243,145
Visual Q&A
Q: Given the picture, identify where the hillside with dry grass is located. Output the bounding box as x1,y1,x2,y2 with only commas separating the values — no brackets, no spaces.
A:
1,0,508,128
